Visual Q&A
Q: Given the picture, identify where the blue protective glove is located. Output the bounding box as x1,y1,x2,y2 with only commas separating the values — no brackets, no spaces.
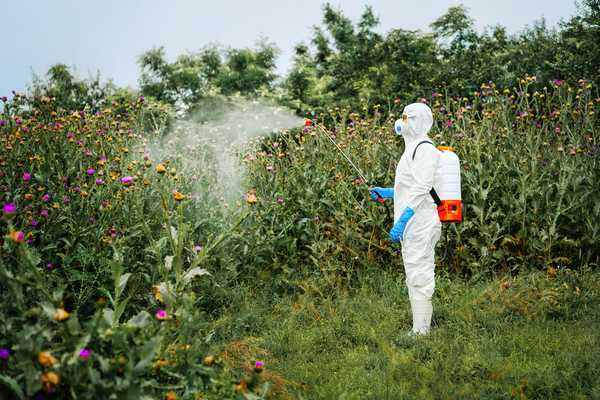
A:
369,187,394,202
389,207,415,242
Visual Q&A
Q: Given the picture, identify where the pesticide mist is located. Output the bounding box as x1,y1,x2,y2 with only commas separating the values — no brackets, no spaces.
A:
144,96,304,208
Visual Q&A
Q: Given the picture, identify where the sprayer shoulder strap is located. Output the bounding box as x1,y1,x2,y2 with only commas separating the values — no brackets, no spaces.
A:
411,140,442,207
412,140,434,160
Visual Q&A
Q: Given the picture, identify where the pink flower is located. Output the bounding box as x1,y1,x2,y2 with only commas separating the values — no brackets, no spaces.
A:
79,348,91,359
254,360,265,372
121,176,134,186
87,168,95,176
2,203,16,215
155,309,168,320
22,172,31,182
42,194,50,202
40,208,49,218
95,178,105,186
10,231,25,243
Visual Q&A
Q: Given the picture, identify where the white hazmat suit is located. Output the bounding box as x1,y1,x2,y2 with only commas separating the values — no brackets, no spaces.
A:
393,103,442,335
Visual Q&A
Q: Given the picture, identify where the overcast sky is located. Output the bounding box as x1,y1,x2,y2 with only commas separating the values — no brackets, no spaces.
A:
0,0,578,98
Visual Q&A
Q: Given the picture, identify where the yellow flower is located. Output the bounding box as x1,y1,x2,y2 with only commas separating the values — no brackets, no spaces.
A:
203,355,215,366
152,285,163,303
246,193,257,204
156,163,167,174
54,308,70,321
173,191,186,202
153,357,168,370
41,371,60,391
38,351,57,367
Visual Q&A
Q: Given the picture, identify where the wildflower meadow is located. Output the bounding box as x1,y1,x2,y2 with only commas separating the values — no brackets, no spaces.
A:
1,2,600,399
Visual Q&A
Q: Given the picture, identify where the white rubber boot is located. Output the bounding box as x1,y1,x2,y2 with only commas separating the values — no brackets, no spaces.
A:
410,299,432,335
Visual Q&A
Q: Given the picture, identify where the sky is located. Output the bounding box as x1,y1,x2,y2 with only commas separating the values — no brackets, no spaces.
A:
0,0,578,99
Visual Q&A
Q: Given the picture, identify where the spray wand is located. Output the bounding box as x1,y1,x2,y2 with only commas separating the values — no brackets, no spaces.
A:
313,122,386,204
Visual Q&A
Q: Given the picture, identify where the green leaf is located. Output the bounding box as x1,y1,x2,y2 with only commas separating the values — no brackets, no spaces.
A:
113,297,130,326
0,374,25,400
182,267,210,286
126,311,151,329
116,273,132,299
133,338,159,373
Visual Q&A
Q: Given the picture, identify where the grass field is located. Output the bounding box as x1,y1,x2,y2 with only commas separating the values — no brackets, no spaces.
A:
207,267,600,399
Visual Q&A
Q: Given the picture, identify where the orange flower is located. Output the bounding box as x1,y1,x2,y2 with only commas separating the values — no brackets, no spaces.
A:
8,230,25,243
24,193,34,201
165,391,177,400
203,355,215,366
54,308,70,321
156,163,167,174
41,371,60,391
173,191,185,202
38,351,57,367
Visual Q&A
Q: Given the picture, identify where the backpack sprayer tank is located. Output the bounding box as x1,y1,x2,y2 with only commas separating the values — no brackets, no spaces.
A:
435,146,462,223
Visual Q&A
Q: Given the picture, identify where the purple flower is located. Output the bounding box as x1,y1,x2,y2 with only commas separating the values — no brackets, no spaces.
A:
47,263,55,270
95,178,105,186
138,96,145,103
254,360,265,372
30,219,39,227
86,168,95,176
0,120,6,127
194,245,203,253
120,176,134,186
0,348,10,360
551,79,563,86
63,195,70,205
2,202,16,215
79,348,91,359
40,208,49,218
42,194,50,202
22,172,31,182
276,197,284,205
0,96,7,102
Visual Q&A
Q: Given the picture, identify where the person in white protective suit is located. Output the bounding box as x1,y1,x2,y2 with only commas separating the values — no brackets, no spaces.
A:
369,102,441,335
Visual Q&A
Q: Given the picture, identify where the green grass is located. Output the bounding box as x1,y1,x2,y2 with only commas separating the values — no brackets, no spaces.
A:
208,268,600,399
